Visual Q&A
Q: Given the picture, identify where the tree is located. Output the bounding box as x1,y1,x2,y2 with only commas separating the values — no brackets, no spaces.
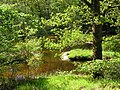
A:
0,4,39,66
1,0,119,60
81,0,120,59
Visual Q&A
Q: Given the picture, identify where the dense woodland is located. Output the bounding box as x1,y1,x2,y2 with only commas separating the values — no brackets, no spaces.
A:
0,0,120,90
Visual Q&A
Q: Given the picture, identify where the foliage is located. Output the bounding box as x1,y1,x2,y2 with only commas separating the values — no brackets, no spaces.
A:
100,0,120,25
0,4,38,51
1,0,79,18
41,3,92,36
14,38,43,66
103,34,120,52
0,1,120,89
59,31,92,51
44,31,93,51
0,38,43,85
0,4,20,52
75,57,120,79
0,38,43,67
0,4,40,66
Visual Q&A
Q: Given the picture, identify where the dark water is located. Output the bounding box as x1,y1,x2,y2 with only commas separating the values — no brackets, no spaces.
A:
1,50,75,79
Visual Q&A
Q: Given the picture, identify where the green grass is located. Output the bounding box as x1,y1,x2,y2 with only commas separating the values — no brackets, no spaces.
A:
68,49,120,59
15,74,120,90
7,49,120,90
68,49,92,58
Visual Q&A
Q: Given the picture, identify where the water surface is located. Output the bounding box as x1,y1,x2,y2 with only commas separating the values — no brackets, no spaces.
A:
1,50,75,78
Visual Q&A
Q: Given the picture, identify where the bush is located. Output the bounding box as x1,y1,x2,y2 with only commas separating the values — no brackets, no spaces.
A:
0,38,43,67
0,4,40,67
76,58,120,79
44,30,93,51
103,34,120,52
12,38,43,66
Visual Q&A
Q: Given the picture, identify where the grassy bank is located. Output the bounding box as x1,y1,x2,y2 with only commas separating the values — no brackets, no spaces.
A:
15,74,120,90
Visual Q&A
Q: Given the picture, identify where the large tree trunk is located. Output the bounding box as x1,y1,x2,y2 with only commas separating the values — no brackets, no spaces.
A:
92,0,102,59
81,0,102,59
92,24,102,59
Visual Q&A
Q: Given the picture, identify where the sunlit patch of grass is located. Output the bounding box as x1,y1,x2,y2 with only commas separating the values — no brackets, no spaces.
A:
46,75,94,90
15,74,120,90
68,49,120,60
68,49,92,59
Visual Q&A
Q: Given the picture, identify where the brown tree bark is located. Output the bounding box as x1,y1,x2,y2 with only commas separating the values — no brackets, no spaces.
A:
92,0,102,59
81,0,102,59
92,24,102,59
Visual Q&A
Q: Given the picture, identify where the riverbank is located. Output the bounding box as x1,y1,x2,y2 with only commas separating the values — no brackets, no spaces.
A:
11,73,120,90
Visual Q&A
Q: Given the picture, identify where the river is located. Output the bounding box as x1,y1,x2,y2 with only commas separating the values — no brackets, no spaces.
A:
1,50,75,79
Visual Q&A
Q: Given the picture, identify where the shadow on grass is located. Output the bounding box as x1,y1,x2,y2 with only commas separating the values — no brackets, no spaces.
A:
0,77,49,90
15,77,49,90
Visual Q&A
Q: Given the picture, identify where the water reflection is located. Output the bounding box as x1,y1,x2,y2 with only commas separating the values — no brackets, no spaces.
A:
1,50,75,79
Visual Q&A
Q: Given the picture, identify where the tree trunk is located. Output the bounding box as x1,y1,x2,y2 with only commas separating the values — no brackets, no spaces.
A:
92,24,102,59
92,0,102,59
81,0,102,59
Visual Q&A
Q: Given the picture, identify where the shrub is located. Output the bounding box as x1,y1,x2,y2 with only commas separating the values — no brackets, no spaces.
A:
44,30,93,51
0,38,43,70
0,4,40,66
103,34,120,52
76,58,120,79
12,38,43,66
